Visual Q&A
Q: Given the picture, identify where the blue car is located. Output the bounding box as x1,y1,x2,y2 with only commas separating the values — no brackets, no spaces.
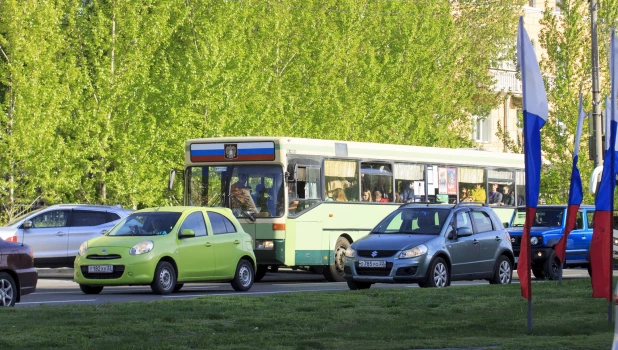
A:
506,204,596,280
343,203,514,289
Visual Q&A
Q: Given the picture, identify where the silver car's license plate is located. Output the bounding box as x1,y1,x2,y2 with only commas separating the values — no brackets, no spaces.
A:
359,260,386,268
88,265,113,273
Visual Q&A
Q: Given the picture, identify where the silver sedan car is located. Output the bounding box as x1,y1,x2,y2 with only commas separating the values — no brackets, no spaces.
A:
344,203,514,289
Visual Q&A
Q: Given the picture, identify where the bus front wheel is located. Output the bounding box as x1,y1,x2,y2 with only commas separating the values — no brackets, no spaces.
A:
255,265,268,282
323,237,350,282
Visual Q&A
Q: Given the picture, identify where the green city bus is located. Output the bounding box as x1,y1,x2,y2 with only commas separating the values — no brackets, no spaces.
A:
181,137,524,281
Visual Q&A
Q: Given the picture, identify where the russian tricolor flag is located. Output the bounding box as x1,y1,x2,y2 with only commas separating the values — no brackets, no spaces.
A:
590,29,618,300
190,142,276,162
555,95,585,264
516,16,548,301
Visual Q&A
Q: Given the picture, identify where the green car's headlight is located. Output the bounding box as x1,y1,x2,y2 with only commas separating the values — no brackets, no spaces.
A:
78,241,88,257
345,247,356,258
398,244,428,259
130,241,154,255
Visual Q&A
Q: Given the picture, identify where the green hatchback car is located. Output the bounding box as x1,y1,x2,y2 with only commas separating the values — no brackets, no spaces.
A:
74,206,256,295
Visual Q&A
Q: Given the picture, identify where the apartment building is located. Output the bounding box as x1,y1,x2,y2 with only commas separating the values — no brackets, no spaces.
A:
476,1,561,152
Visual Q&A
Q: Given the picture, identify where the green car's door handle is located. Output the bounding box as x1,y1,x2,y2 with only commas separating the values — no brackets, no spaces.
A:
233,240,240,245
205,242,212,247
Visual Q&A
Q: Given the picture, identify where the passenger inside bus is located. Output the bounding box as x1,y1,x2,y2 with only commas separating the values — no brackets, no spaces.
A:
361,189,373,202
231,174,257,213
374,190,388,203
330,188,348,202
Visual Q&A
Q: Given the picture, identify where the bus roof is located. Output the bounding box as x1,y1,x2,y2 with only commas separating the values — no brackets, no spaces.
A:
186,136,524,169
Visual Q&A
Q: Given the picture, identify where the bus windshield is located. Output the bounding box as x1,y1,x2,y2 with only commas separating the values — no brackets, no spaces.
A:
187,165,285,219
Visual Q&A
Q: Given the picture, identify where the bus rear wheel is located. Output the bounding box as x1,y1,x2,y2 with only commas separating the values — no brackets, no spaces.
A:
323,237,349,282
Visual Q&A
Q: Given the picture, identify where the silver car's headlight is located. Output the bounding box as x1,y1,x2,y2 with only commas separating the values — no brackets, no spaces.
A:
130,241,154,255
530,237,539,245
399,244,428,259
345,247,356,258
78,241,88,257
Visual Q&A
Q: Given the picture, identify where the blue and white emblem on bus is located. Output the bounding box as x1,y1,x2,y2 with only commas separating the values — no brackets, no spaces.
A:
224,144,238,159
190,141,276,162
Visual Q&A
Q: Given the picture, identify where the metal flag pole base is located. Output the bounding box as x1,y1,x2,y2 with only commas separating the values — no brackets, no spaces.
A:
528,300,532,334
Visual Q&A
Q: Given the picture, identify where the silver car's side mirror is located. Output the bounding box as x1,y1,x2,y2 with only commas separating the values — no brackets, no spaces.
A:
23,220,32,229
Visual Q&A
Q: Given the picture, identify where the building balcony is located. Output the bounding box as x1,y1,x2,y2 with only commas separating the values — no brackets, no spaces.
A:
490,69,522,95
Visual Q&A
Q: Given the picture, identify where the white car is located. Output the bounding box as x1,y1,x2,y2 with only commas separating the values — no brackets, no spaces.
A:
0,204,133,267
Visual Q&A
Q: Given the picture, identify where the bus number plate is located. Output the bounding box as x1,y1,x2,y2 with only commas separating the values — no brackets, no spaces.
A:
359,260,386,268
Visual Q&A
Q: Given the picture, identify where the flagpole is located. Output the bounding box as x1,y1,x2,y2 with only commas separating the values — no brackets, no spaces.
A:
558,262,563,284
610,213,614,324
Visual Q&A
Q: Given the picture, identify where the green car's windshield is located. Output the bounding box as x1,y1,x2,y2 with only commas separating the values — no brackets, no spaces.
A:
371,208,450,235
511,208,564,227
108,212,182,236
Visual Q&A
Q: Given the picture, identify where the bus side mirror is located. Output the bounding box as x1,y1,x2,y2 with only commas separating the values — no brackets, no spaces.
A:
168,169,176,191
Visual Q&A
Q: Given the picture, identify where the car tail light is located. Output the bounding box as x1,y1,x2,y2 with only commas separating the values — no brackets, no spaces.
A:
6,236,18,243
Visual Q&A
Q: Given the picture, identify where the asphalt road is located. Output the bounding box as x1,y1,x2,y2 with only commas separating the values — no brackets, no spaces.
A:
16,268,595,307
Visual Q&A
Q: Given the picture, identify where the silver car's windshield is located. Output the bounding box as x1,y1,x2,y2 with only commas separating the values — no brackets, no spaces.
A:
511,208,563,227
108,212,182,236
371,208,450,235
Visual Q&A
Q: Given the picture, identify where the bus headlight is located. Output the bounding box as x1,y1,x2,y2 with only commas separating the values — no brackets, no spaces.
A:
256,240,274,250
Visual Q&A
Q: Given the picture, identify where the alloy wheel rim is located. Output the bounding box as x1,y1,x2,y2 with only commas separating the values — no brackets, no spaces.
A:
239,265,251,287
0,279,13,306
433,263,447,287
499,261,511,284
160,268,172,290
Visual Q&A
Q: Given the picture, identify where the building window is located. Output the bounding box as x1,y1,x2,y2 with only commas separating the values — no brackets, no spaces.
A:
473,116,490,143
528,0,535,7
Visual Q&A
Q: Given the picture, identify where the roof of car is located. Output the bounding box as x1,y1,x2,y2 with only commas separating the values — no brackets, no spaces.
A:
133,206,234,215
398,202,490,210
45,204,132,211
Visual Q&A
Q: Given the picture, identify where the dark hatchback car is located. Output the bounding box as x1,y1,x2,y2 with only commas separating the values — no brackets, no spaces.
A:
344,203,514,289
0,238,38,306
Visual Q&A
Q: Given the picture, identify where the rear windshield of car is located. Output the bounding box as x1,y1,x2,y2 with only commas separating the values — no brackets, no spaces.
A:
108,212,182,236
371,208,450,235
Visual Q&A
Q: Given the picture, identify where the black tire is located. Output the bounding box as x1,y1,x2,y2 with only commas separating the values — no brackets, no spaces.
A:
532,267,546,280
489,255,513,285
79,284,104,295
323,237,350,282
151,261,176,295
587,263,592,277
173,283,184,292
231,259,254,292
543,249,560,280
346,281,372,290
424,257,450,288
255,265,268,282
0,272,17,306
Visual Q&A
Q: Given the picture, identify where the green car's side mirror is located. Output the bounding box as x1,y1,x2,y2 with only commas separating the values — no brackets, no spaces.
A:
180,229,195,238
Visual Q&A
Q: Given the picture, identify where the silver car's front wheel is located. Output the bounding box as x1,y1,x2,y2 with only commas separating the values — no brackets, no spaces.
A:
420,257,450,288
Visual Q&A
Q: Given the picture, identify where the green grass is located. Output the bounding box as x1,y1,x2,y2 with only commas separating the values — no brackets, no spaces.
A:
0,279,614,349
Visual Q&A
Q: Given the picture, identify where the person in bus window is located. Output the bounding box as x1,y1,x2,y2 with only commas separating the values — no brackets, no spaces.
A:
501,186,515,206
362,189,373,202
460,188,472,202
231,174,257,213
288,185,299,211
488,183,503,206
470,183,486,203
374,190,388,203
331,188,348,202
401,181,416,202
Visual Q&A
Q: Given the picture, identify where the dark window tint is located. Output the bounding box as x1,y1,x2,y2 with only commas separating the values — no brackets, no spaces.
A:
106,212,121,223
587,212,594,228
208,212,237,234
72,211,107,227
30,210,69,228
471,211,494,233
179,212,207,237
575,212,584,230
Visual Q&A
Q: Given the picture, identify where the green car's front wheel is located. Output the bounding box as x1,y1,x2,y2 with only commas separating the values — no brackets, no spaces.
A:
151,261,176,295
231,259,254,292
79,284,103,295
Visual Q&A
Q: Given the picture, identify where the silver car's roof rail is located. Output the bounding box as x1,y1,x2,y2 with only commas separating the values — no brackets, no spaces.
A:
453,202,488,209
